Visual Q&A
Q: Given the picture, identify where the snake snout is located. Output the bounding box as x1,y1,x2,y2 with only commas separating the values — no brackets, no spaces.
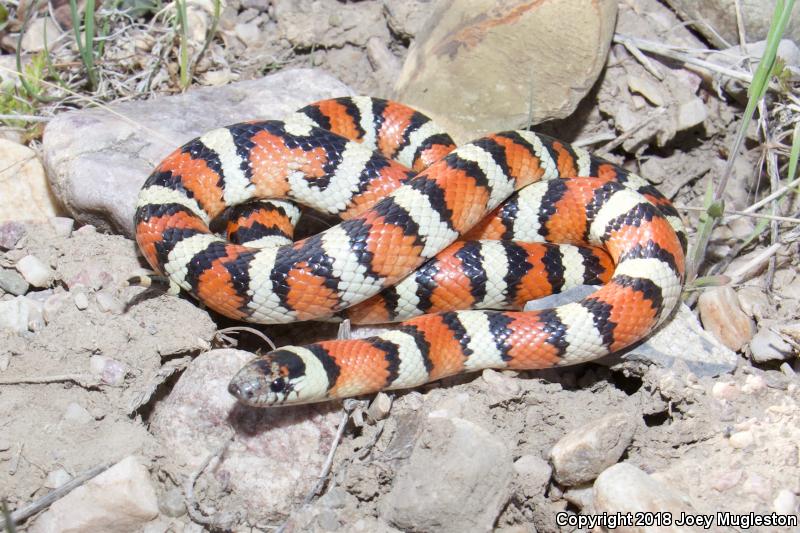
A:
228,376,259,403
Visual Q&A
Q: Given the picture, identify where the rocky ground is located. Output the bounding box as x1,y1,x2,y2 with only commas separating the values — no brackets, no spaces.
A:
1,0,800,532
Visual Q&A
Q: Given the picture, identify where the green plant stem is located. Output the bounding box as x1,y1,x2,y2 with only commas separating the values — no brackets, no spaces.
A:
686,0,795,283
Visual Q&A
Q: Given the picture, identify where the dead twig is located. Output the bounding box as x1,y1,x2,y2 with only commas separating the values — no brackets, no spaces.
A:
0,374,99,388
1,461,112,529
184,433,236,527
595,108,667,156
274,398,366,533
216,327,276,351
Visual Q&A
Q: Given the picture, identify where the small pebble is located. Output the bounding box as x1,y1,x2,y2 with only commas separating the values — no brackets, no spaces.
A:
549,413,635,486
563,485,594,511
15,254,54,288
73,291,89,310
513,454,552,498
63,402,93,424
0,352,9,371
44,468,72,489
773,489,798,515
728,430,754,449
90,355,127,386
780,362,796,378
698,287,754,351
159,487,187,518
95,291,123,314
0,221,26,249
481,368,520,398
750,328,793,363
49,216,75,237
74,224,97,235
26,299,45,332
366,392,392,422
742,374,767,394
0,269,29,295
711,381,738,401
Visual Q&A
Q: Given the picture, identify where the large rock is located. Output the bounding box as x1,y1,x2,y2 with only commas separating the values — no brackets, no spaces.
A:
394,0,618,142
380,415,514,532
149,348,342,523
0,139,61,222
30,456,159,533
42,69,353,236
663,0,800,50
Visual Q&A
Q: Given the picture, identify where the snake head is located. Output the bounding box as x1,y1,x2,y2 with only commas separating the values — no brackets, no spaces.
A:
228,348,329,407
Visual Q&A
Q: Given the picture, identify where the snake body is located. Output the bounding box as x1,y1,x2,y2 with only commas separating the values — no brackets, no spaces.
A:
134,97,686,407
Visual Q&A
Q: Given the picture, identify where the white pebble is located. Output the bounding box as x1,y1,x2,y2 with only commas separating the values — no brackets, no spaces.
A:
73,291,89,310
45,467,72,489
15,255,54,288
773,489,798,515
711,381,738,401
63,402,94,424
95,291,123,314
742,374,767,394
49,217,75,237
90,355,127,386
729,430,754,449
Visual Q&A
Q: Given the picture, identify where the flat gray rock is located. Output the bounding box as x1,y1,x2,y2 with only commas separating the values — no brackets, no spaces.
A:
380,415,513,533
42,69,353,236
622,303,739,377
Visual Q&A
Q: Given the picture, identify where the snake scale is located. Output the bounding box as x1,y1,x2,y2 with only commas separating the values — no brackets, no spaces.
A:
134,97,686,407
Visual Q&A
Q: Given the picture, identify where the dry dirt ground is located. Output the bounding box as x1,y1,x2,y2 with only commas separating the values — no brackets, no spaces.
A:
1,0,800,532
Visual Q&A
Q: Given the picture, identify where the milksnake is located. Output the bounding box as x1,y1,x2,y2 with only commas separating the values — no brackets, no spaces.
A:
134,97,686,407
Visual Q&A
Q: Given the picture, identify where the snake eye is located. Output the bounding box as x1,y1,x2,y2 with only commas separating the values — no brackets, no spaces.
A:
270,377,286,393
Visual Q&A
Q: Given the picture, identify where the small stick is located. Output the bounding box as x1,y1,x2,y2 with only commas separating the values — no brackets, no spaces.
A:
216,327,277,351
274,401,362,533
184,434,235,526
303,399,364,504
1,462,112,529
596,108,666,156
0,374,99,388
726,242,783,285
619,39,665,80
727,176,800,221
613,34,764,87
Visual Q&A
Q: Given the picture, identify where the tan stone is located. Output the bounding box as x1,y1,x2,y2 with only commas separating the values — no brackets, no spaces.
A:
30,456,159,533
0,139,61,222
698,287,754,352
394,0,618,142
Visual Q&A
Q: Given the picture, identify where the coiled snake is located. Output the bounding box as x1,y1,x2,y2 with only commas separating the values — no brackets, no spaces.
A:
134,97,686,407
